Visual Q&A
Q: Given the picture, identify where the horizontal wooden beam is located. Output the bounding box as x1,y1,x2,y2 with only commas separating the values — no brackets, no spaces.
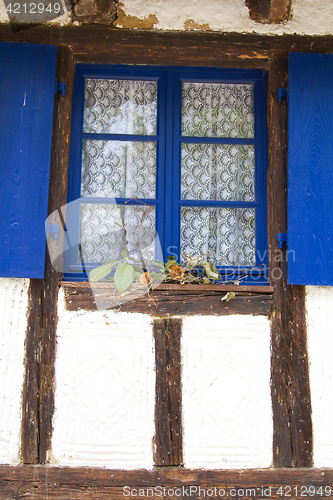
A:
1,27,333,68
1,466,333,499
61,282,273,315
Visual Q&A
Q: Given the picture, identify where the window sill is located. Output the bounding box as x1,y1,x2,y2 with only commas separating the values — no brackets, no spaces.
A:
61,282,274,316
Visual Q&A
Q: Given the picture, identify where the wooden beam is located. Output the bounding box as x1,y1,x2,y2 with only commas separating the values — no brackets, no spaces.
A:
267,54,312,467
1,27,333,69
61,282,273,316
1,465,333,499
21,280,43,463
38,45,74,464
20,46,74,464
154,319,182,466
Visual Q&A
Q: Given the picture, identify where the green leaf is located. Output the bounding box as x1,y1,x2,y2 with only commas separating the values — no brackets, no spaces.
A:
89,259,117,282
221,291,236,302
114,262,135,292
132,264,144,273
209,263,218,275
154,261,165,268
121,248,130,261
202,261,219,280
167,255,176,261
150,271,164,279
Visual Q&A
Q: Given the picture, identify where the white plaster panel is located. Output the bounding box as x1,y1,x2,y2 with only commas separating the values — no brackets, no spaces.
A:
0,0,8,23
52,290,155,468
306,286,333,467
0,278,29,464
182,315,272,468
117,0,333,36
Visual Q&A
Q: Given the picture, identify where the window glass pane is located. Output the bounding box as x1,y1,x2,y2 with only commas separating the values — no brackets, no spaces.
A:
79,204,156,264
181,82,254,138
181,144,255,201
83,78,157,135
180,207,256,266
81,140,156,199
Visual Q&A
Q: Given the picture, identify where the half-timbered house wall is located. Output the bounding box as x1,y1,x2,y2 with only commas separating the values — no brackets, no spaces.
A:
1,0,333,497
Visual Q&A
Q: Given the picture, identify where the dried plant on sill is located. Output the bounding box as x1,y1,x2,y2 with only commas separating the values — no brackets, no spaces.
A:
89,198,258,294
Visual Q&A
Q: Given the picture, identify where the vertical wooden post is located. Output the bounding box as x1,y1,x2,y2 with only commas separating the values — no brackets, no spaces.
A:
268,54,313,467
153,318,183,466
21,45,74,463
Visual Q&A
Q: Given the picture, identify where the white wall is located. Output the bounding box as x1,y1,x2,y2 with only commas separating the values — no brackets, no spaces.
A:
2,277,333,468
0,278,29,464
115,0,333,35
52,290,155,468
0,0,332,35
306,286,333,467
182,315,272,468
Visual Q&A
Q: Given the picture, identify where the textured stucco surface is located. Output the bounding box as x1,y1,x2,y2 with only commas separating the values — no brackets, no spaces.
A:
182,315,273,468
0,278,29,464
52,290,155,468
115,0,333,35
0,0,332,34
306,286,333,467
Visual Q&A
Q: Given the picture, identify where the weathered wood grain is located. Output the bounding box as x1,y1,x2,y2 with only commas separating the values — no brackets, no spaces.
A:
1,27,333,68
1,466,333,499
267,55,312,467
154,319,182,466
21,280,43,464
21,46,74,464
61,282,273,315
38,45,74,464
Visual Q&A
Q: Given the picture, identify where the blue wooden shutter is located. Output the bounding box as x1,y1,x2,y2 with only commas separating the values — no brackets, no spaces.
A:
288,52,333,285
0,42,57,278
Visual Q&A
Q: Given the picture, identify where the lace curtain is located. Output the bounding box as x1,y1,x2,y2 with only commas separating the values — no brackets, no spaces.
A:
80,204,156,265
180,82,256,267
79,78,157,264
78,77,256,266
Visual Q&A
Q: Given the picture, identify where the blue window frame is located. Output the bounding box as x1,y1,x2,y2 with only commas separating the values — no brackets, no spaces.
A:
65,64,268,283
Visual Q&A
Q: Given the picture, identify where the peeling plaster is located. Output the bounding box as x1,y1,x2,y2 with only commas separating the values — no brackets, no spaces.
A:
115,0,333,36
184,19,212,31
0,0,332,34
115,3,159,29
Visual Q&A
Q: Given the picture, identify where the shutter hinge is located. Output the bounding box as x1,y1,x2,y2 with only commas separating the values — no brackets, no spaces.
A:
45,220,58,240
277,88,288,102
277,232,287,249
55,79,66,97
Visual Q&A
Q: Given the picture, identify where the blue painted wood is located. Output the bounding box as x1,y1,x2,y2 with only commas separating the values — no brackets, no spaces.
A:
0,42,57,278
179,200,258,208
180,137,255,145
67,64,268,282
288,53,333,285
